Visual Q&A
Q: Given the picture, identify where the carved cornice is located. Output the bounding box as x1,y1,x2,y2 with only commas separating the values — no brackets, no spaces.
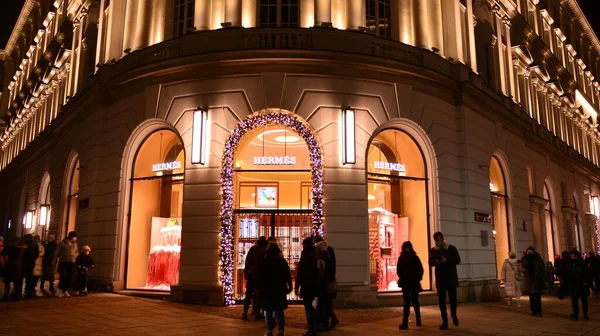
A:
530,195,549,207
566,0,600,58
4,0,36,55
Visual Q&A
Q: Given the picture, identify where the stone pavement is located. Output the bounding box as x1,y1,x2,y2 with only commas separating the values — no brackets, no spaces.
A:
0,293,600,335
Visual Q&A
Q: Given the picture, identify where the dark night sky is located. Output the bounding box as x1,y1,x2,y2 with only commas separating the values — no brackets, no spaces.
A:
0,1,599,51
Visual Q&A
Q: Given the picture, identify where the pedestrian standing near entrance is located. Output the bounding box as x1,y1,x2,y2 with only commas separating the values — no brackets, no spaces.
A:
502,252,523,308
242,236,268,320
75,245,94,295
565,249,590,320
295,237,320,336
397,241,423,330
429,232,461,330
31,235,45,297
521,246,546,316
1,237,26,301
314,235,338,329
53,231,78,297
41,234,57,292
259,242,292,336
587,251,600,298
23,234,39,298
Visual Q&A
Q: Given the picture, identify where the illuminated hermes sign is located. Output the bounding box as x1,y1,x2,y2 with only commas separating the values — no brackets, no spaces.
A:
253,156,297,165
373,161,406,173
152,161,182,172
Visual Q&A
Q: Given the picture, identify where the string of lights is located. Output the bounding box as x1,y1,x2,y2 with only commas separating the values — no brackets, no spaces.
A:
219,112,324,305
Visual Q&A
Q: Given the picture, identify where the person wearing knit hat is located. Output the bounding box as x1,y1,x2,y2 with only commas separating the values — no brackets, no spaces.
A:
502,251,523,308
75,245,94,296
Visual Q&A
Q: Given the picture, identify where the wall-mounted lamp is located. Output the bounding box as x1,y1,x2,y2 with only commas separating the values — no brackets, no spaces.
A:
523,220,528,232
192,108,208,165
342,108,356,165
592,196,599,217
23,211,34,229
39,205,50,226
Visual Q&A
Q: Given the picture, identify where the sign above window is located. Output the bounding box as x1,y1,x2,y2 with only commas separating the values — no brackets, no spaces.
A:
373,161,406,173
152,161,182,172
253,156,296,166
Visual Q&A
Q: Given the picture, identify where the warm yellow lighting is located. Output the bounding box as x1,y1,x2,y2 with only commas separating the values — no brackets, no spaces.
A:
576,89,598,122
342,109,356,165
39,205,49,226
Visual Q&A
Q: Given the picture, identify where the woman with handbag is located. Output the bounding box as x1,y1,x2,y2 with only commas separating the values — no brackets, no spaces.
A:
502,252,523,308
397,241,424,330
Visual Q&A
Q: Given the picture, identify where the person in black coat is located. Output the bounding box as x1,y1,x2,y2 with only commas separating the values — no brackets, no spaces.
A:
295,237,320,336
22,234,39,298
397,241,424,330
41,235,58,291
1,237,27,301
566,249,590,320
521,246,546,316
75,246,94,295
429,232,461,330
242,236,268,320
259,243,292,336
587,251,600,297
315,239,336,331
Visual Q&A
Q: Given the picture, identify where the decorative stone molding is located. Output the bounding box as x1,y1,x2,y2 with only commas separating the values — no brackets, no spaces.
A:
530,195,549,208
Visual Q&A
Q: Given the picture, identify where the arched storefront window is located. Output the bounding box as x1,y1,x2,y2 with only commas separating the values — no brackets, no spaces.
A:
490,156,510,279
233,125,312,299
543,183,556,261
64,157,80,237
126,129,184,291
367,129,429,291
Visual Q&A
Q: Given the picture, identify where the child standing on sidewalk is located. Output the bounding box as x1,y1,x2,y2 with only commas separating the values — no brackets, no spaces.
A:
75,246,94,296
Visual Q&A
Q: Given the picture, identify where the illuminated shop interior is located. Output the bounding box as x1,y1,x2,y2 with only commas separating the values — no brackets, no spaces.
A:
490,156,509,279
126,130,184,291
233,125,313,300
65,158,80,236
367,130,430,292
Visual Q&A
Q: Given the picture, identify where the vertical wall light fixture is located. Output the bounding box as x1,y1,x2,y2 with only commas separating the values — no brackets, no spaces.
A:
342,108,356,165
24,211,34,229
39,205,50,226
593,196,600,217
192,108,208,165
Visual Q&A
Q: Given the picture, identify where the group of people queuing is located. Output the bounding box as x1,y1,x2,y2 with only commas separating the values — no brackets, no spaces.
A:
0,231,94,301
502,245,600,321
241,235,338,336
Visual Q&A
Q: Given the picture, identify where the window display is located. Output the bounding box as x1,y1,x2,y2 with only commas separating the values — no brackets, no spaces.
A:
367,130,430,292
146,217,181,289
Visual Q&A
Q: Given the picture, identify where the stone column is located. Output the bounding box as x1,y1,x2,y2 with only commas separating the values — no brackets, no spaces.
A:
504,16,515,99
314,0,332,26
397,0,413,45
441,0,463,61
149,0,167,44
426,0,444,54
413,0,429,49
123,0,139,52
135,0,152,49
224,0,242,26
493,5,507,95
195,0,212,30
346,0,364,30
466,0,477,72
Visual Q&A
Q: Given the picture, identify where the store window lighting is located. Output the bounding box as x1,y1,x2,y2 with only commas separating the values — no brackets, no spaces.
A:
342,108,356,165
39,205,50,226
192,108,208,165
24,211,34,229
593,196,600,217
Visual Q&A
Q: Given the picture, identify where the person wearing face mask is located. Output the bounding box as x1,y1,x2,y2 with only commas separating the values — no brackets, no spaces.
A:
41,234,58,292
397,241,424,330
502,252,523,308
429,231,461,330
53,231,79,297
75,246,94,296
521,246,546,316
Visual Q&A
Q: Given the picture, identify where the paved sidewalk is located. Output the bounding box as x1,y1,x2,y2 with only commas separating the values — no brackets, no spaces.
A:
0,293,599,335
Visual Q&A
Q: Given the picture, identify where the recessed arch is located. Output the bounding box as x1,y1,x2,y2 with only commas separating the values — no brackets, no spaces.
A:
61,151,80,240
573,193,583,251
220,110,324,305
543,178,558,261
490,150,514,279
38,172,51,239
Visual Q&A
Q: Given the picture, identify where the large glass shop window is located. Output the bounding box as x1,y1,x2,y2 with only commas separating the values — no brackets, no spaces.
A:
233,125,313,300
367,130,430,292
126,130,184,291
490,157,509,279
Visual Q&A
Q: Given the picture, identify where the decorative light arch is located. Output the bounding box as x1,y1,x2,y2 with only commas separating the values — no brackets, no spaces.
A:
220,111,324,305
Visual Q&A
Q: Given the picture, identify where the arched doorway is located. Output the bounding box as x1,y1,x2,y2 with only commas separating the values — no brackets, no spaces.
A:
543,182,557,261
573,195,582,251
125,129,184,291
220,112,324,305
38,173,51,240
366,129,430,291
63,155,80,238
490,156,510,279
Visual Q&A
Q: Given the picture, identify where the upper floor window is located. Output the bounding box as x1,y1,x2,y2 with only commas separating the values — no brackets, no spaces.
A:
366,0,391,38
259,0,299,28
173,0,195,38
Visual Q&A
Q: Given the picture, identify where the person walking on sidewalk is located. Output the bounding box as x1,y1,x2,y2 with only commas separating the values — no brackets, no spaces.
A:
1,237,26,301
397,241,424,330
314,235,339,329
259,243,292,336
587,251,600,298
75,245,94,295
429,232,461,330
502,252,523,308
31,235,45,297
295,237,320,336
41,234,57,292
521,246,546,316
566,249,590,321
23,234,40,298
242,236,268,320
53,231,79,297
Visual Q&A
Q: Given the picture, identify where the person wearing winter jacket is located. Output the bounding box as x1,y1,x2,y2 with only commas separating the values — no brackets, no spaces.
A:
397,241,424,330
521,246,546,316
242,236,268,320
566,249,590,320
501,252,523,308
53,231,79,297
1,237,27,301
315,239,336,331
587,251,600,297
41,234,57,291
22,234,40,298
75,245,94,295
259,243,292,336
30,235,45,297
429,232,461,330
295,237,320,336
